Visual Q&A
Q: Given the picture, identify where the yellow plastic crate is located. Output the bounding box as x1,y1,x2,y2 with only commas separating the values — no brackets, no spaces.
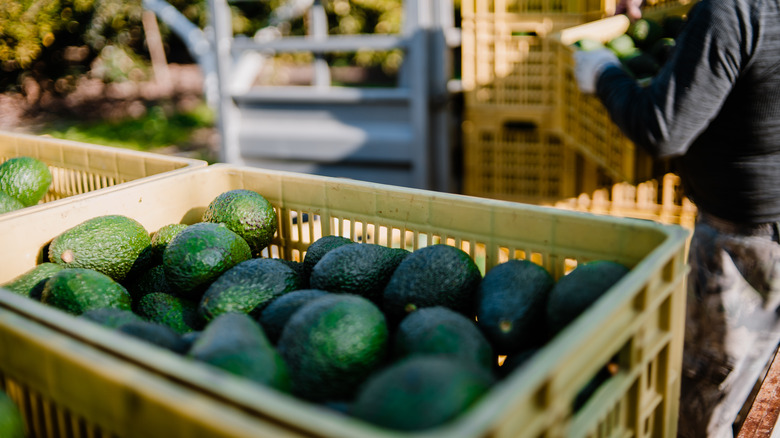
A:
461,0,607,19
0,163,689,437
461,112,616,203
0,130,207,219
460,0,689,113
461,0,689,21
553,173,698,229
461,15,586,112
551,3,695,184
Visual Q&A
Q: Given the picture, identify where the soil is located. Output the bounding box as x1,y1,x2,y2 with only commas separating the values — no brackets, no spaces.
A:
0,63,219,160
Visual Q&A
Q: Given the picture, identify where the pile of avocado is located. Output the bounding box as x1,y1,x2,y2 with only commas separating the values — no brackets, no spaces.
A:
1,188,631,432
575,15,687,80
0,156,53,214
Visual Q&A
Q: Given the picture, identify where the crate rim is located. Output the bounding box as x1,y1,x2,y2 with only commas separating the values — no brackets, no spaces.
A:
0,130,208,222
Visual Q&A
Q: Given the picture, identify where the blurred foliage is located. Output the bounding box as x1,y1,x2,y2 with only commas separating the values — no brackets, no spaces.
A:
0,0,449,96
46,102,215,154
0,0,151,96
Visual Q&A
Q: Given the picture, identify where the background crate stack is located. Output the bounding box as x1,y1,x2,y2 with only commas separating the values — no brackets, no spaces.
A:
460,0,617,202
551,3,695,186
461,112,616,203
460,0,690,202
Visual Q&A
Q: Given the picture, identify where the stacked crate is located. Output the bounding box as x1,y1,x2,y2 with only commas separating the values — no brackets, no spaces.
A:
460,0,615,202
460,0,687,202
551,3,695,187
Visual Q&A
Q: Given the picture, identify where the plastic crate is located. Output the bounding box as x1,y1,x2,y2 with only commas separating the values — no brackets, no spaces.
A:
461,112,616,203
461,15,586,112
0,163,689,437
553,173,698,229
0,130,207,219
551,3,695,184
461,0,689,21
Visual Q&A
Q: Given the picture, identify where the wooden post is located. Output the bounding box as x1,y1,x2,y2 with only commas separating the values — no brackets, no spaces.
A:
142,10,173,94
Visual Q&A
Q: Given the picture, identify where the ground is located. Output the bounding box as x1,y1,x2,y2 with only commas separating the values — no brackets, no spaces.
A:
0,63,219,160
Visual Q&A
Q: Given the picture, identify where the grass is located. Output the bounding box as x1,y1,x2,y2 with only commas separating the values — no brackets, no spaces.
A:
42,103,215,156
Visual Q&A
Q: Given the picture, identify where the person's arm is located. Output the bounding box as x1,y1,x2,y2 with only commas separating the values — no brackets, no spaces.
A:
595,0,755,158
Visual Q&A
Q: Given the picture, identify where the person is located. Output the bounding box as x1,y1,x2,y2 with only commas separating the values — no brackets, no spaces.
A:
573,0,780,436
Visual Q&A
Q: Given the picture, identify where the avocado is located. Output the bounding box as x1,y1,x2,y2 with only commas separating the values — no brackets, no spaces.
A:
606,34,637,59
41,268,132,315
162,222,252,298
393,306,494,372
180,330,201,352
116,319,190,354
382,244,482,324
302,235,355,284
202,189,278,256
136,292,205,334
628,18,663,50
475,259,554,355
123,264,174,304
2,262,63,299
0,190,25,214
48,215,152,282
573,38,606,52
546,260,630,337
199,257,302,322
277,293,388,402
0,156,52,207
0,390,24,438
573,364,614,412
622,51,660,79
150,223,188,264
257,288,330,344
79,307,145,329
309,243,410,304
188,312,291,391
650,37,676,65
279,259,305,281
350,356,494,431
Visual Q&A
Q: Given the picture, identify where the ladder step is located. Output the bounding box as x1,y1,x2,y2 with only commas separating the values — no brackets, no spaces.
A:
238,117,414,163
233,86,412,104
232,34,409,54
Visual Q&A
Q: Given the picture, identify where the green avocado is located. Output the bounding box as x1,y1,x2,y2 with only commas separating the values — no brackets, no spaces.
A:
48,215,152,282
277,294,388,401
198,257,302,322
475,259,554,355
350,356,494,431
188,312,291,391
41,268,132,316
162,222,252,298
309,243,410,304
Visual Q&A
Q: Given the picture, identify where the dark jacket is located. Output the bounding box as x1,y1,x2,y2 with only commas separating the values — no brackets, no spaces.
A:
596,0,780,224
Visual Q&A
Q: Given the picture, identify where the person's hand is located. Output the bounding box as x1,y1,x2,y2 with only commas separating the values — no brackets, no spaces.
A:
573,49,621,94
615,0,643,21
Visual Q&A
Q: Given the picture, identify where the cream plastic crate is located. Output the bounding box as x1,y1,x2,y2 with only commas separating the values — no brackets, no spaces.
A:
460,0,689,113
553,173,698,229
0,163,689,437
461,15,586,112
551,3,695,184
461,0,689,22
461,111,617,204
0,130,207,219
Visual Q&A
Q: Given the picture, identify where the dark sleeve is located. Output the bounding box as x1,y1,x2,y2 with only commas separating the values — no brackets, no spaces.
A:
595,0,755,158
